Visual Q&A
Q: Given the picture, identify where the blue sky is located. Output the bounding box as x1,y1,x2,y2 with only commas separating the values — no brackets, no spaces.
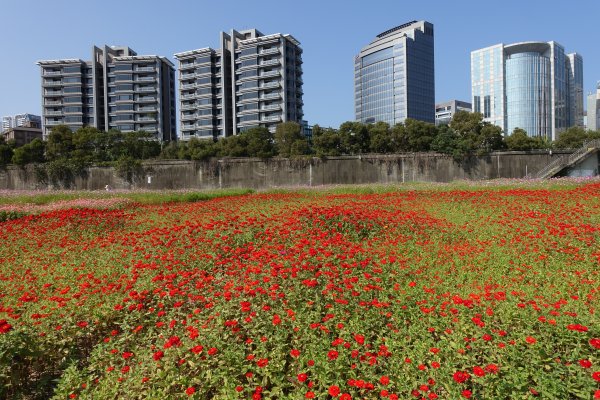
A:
1,0,599,128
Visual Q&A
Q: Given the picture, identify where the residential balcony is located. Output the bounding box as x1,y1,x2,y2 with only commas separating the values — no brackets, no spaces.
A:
135,77,156,82
259,94,281,100
43,71,62,76
181,83,196,90
135,67,155,72
260,104,281,111
43,81,63,86
260,82,281,89
45,120,64,126
45,111,63,116
179,63,195,70
136,97,157,102
136,117,156,122
258,59,280,67
180,73,196,79
181,114,197,121
180,104,196,111
44,91,62,97
136,107,157,112
260,116,282,123
259,48,280,56
259,71,280,78
135,87,157,93
44,101,63,106
181,94,196,100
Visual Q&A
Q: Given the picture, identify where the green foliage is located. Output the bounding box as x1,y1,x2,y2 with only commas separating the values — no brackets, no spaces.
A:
505,128,548,151
245,127,276,158
274,122,308,157
115,155,144,185
12,138,46,166
313,125,342,157
0,136,14,168
339,121,370,155
553,127,600,149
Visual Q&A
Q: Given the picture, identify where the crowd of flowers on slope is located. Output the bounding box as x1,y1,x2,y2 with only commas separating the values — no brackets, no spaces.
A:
0,184,599,399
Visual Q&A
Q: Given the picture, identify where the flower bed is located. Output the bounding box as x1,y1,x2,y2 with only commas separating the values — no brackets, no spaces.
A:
0,183,599,399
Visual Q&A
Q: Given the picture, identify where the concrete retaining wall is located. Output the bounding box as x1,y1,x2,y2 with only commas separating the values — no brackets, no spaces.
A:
0,151,571,190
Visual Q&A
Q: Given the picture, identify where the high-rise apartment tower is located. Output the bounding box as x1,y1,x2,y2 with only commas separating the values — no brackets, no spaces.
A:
175,28,304,140
38,46,176,141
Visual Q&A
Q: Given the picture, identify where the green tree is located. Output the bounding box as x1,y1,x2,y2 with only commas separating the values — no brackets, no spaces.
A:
11,139,46,166
403,119,438,152
339,121,369,155
245,127,276,158
275,122,308,157
368,122,394,153
505,128,547,151
312,126,342,157
45,125,74,161
0,137,13,168
553,127,600,149
183,138,218,161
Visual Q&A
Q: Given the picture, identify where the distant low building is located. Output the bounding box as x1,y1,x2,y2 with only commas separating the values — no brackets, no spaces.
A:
2,113,41,132
587,82,600,131
1,125,43,147
435,100,471,126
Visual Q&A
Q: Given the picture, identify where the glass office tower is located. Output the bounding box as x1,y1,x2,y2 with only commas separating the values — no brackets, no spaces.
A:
471,41,583,141
355,21,435,125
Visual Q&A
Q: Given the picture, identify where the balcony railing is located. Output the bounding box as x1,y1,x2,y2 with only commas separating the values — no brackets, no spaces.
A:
135,67,155,72
44,81,63,86
45,120,64,126
181,84,195,90
135,77,156,82
260,116,282,123
43,71,62,76
136,97,157,102
181,94,196,100
259,94,281,100
136,117,156,122
259,71,280,78
260,105,281,111
45,111,63,116
260,82,281,89
44,101,63,106
135,87,156,93
259,48,280,56
137,107,157,112
258,60,280,67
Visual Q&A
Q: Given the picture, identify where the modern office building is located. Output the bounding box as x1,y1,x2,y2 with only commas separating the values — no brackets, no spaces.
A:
175,28,304,140
471,41,583,141
587,82,600,131
435,100,471,126
38,46,176,141
1,113,41,132
355,21,435,126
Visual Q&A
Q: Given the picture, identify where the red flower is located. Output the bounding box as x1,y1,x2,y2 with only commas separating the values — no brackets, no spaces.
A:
328,385,341,397
340,394,352,400
473,366,485,377
76,321,88,328
485,364,499,374
592,371,600,382
590,338,600,349
567,324,588,332
186,386,195,396
0,320,12,334
579,359,592,368
256,358,268,368
153,351,164,361
122,352,134,360
297,373,308,382
327,350,339,360
305,392,315,399
272,314,281,326
290,349,300,358
379,375,390,385
191,345,203,354
121,365,130,374
208,347,218,355
525,336,536,344
461,389,472,398
453,371,470,384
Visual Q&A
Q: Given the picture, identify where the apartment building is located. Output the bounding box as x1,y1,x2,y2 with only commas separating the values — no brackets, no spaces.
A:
175,28,304,140
38,45,176,141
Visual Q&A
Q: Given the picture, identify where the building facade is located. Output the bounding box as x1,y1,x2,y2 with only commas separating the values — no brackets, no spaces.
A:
588,82,600,132
471,41,583,140
435,100,472,126
2,113,41,132
38,46,176,141
355,21,435,126
1,126,43,147
175,28,303,140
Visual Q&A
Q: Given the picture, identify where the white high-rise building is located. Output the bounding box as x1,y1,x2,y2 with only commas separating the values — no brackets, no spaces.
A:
588,82,600,132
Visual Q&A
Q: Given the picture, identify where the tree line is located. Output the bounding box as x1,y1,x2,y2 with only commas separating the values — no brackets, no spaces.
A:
2,111,599,173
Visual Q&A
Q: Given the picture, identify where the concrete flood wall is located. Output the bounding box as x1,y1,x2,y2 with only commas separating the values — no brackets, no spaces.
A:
0,151,571,191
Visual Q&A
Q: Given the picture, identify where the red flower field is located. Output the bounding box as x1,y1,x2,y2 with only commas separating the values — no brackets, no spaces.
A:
0,183,599,399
